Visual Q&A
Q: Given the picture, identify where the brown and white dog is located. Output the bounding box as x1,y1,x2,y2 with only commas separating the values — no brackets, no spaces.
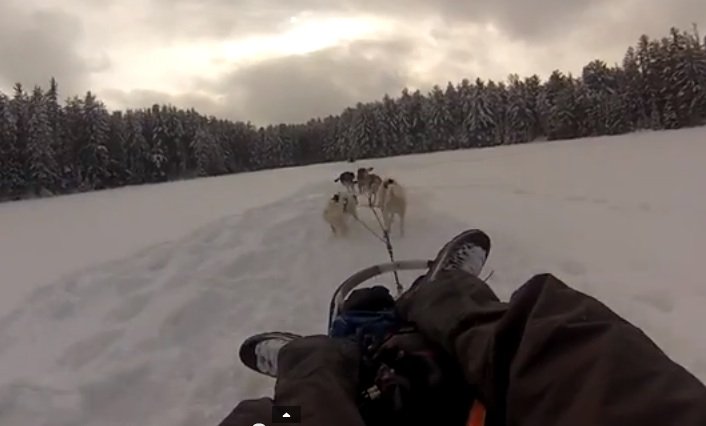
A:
323,191,359,236
356,167,383,205
377,178,406,237
334,171,356,193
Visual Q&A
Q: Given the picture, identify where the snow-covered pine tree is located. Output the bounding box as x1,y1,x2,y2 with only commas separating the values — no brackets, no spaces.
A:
581,60,621,136
288,119,320,166
691,27,706,123
44,77,65,189
369,101,387,156
217,120,236,172
335,107,357,161
26,86,59,195
522,75,543,139
463,79,496,147
409,89,428,152
80,91,111,190
649,37,671,125
224,120,258,172
124,110,149,183
60,96,85,188
376,94,401,156
636,35,661,125
138,106,170,182
425,85,454,150
545,74,578,140
443,82,463,149
486,80,507,145
161,105,187,177
272,123,296,167
0,93,24,199
582,60,616,94
191,127,218,176
605,91,628,135
457,79,475,148
506,74,534,144
397,88,425,154
210,119,227,173
179,108,203,173
9,83,30,195
320,115,342,162
144,104,170,181
105,111,129,187
348,103,376,159
573,82,596,137
541,71,570,139
668,27,706,126
250,127,271,170
649,96,663,130
622,46,649,130
662,97,680,129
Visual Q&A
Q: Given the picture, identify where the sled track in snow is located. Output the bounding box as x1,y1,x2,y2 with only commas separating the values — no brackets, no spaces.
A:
0,182,477,426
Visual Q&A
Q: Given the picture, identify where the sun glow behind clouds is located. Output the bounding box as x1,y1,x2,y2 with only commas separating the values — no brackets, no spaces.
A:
96,13,391,96
220,14,390,61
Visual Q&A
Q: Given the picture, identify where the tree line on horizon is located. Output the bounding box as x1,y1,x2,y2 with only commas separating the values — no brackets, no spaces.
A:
1,25,705,201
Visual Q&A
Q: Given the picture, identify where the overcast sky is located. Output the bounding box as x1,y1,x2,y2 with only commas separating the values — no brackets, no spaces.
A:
1,0,703,125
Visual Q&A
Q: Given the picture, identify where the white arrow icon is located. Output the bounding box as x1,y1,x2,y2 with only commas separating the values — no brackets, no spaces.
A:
282,412,291,418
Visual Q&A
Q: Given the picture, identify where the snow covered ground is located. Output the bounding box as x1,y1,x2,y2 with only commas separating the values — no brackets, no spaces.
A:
1,127,705,425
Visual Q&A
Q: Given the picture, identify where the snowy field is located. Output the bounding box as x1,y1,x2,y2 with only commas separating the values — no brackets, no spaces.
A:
0,127,705,425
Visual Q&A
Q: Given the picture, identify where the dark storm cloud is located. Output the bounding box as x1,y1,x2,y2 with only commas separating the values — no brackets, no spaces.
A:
0,4,98,97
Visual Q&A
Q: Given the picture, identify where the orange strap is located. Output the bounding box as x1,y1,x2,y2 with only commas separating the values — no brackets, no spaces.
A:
466,400,486,426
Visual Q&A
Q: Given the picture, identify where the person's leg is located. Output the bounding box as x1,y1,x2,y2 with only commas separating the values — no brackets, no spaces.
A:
230,229,495,426
395,228,706,426
225,336,366,426
218,397,273,426
273,336,365,426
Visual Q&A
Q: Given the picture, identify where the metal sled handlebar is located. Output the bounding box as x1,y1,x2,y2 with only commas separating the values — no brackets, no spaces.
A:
327,259,432,331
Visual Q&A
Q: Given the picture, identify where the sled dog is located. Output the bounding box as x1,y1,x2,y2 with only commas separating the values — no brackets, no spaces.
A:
377,178,406,237
334,171,356,193
323,192,359,236
357,167,383,205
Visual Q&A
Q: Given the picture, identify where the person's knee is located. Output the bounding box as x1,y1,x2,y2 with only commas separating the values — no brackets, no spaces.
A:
218,397,273,426
278,336,361,380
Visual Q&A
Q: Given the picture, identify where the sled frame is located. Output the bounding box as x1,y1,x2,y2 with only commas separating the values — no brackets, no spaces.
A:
327,259,431,331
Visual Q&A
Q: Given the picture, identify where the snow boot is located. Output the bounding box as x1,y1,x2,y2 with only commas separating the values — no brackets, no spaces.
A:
425,229,491,283
239,331,300,378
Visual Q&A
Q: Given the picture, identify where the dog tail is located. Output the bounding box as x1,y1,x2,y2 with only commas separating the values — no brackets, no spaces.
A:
334,177,340,182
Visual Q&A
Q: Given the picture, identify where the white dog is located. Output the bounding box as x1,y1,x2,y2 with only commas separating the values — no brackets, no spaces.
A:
377,178,406,237
323,192,359,236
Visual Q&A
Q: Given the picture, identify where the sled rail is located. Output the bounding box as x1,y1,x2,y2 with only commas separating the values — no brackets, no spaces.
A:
328,259,431,331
